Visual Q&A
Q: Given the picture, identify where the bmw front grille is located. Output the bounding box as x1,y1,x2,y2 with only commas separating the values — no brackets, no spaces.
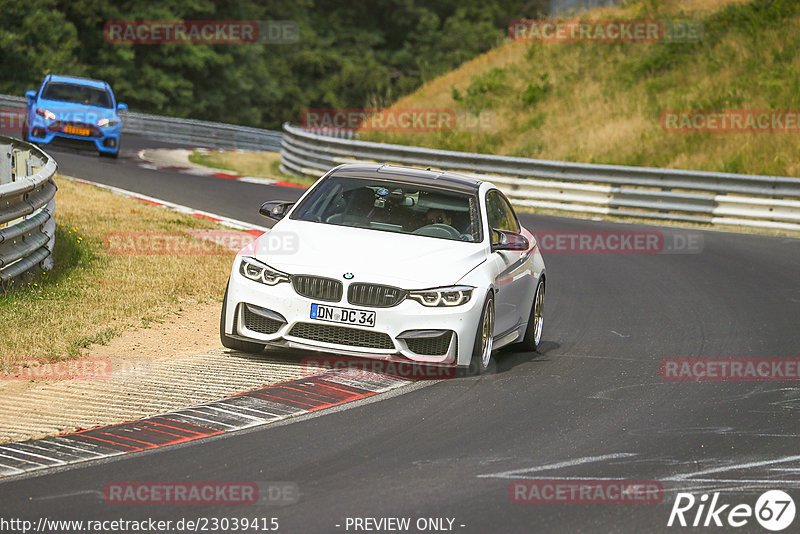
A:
291,275,343,302
347,283,407,308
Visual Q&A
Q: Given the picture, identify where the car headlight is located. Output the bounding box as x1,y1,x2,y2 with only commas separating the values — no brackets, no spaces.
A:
36,108,56,120
408,286,474,307
239,257,290,286
97,118,119,127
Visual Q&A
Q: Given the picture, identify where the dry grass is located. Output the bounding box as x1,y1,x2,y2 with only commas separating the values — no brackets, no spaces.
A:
0,176,235,362
362,0,800,177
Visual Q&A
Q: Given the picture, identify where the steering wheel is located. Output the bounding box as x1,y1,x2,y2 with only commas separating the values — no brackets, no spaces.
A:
412,223,462,239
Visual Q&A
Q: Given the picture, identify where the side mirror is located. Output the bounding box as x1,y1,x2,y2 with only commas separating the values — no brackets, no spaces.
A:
117,103,128,112
25,90,36,101
260,201,294,221
491,229,529,252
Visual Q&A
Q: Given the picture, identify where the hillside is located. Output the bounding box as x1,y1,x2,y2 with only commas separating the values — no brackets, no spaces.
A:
363,0,800,177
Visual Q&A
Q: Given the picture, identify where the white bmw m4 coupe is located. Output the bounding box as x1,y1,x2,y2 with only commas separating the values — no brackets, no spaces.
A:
220,163,546,374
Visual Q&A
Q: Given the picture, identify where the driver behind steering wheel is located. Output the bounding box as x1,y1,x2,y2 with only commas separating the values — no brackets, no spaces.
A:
425,208,452,227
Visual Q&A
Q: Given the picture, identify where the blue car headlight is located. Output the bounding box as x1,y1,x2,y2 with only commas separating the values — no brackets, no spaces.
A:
97,118,120,128
36,108,56,121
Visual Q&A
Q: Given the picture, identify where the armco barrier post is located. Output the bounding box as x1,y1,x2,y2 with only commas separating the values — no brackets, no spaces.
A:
0,142,11,185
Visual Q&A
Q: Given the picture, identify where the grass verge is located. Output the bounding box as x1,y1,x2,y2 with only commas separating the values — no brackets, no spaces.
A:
363,0,800,178
188,150,317,187
0,176,235,362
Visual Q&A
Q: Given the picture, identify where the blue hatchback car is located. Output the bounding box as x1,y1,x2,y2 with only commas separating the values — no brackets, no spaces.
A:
25,74,127,157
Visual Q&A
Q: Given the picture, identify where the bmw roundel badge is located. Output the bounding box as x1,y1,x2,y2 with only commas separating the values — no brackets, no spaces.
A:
343,273,354,280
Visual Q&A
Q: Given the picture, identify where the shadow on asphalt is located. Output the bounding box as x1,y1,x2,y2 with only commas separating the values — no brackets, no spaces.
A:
494,340,560,374
219,340,561,381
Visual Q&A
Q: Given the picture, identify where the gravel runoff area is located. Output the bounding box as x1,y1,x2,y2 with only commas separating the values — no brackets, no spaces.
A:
0,301,324,443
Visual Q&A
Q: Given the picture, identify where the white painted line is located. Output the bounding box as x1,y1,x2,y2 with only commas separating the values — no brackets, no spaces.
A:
319,373,410,392
670,478,800,485
182,168,217,176
490,475,638,481
0,446,66,465
47,437,123,456
0,451,47,468
167,411,239,430
477,453,638,479
32,490,104,501
239,177,278,185
665,455,800,481
67,176,269,233
201,405,272,424
0,462,25,475
17,441,95,460
213,400,291,420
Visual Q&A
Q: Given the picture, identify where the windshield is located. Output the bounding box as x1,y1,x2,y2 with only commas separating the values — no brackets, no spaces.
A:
41,82,113,108
290,176,482,242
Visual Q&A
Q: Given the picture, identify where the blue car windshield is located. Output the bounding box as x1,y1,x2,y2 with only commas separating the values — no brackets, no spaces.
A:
290,176,483,242
41,82,113,108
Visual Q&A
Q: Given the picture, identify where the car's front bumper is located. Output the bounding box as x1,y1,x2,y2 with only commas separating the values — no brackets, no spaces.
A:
29,118,121,153
224,261,485,367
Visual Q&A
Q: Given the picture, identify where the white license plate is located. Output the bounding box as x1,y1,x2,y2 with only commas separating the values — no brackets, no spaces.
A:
310,303,375,327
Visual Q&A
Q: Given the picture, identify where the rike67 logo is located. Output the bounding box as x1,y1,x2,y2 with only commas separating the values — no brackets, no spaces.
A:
668,490,795,531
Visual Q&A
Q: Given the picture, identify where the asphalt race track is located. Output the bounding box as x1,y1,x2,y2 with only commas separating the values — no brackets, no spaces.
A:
1,137,799,533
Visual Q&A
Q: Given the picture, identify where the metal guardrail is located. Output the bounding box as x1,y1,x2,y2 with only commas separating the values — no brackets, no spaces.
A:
0,94,282,151
280,123,800,232
121,112,282,151
0,136,58,284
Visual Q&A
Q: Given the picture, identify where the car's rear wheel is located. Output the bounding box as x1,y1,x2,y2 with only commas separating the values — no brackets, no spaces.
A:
467,293,494,375
220,283,266,354
516,278,545,352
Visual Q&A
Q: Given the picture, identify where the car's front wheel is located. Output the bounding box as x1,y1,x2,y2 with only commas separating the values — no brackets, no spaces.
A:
220,283,266,354
467,293,495,375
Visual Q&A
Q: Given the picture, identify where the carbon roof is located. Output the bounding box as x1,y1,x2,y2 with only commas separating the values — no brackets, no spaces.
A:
328,163,481,193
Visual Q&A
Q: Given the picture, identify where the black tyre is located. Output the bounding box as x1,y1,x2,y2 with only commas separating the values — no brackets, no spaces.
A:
466,293,495,376
515,278,545,352
220,283,266,354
